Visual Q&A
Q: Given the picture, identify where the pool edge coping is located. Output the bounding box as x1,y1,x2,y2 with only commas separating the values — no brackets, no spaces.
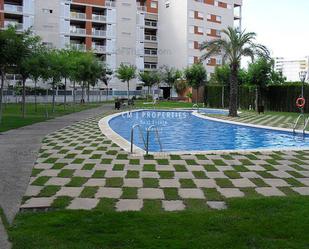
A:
98,109,309,156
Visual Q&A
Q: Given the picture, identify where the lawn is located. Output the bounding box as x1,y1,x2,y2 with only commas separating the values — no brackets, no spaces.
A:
0,102,104,132
8,197,309,249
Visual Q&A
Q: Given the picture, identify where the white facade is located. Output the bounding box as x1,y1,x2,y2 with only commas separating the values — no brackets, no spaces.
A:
274,57,309,82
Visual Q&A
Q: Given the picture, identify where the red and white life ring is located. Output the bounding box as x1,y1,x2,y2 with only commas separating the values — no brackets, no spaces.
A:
296,97,306,108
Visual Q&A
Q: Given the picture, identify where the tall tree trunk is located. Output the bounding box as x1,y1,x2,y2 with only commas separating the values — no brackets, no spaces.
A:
255,86,262,112
87,83,90,103
229,64,239,117
106,83,108,102
148,86,150,100
73,81,76,110
127,80,130,100
222,85,225,108
0,71,4,124
196,87,199,105
22,77,26,118
52,82,56,113
64,77,67,110
34,79,37,112
81,82,85,104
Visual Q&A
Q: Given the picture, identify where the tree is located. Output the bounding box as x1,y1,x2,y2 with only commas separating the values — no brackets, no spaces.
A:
0,27,20,124
45,50,63,112
174,80,188,96
100,62,113,101
210,65,230,85
184,63,207,104
200,27,269,117
160,65,182,87
247,57,273,111
116,63,136,100
139,71,154,98
16,29,42,118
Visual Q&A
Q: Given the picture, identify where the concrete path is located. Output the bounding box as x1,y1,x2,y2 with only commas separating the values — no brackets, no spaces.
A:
0,104,113,249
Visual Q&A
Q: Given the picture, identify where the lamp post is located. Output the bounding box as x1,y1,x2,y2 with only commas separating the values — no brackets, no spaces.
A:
299,71,307,98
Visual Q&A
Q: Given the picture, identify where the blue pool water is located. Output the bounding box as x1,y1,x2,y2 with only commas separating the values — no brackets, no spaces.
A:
108,110,309,152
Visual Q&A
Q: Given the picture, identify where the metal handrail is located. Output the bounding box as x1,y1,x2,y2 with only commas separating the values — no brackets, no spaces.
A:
303,117,309,134
193,104,199,113
293,114,306,133
130,124,146,153
146,125,163,155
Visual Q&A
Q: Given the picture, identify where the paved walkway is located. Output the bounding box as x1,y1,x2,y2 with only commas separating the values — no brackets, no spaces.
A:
20,114,309,213
0,104,113,249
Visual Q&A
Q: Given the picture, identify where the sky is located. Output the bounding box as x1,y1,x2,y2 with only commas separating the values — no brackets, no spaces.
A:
242,0,309,59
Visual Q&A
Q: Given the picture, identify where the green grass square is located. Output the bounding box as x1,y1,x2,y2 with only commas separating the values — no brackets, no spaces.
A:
51,196,73,209
163,188,180,200
196,154,207,160
113,164,125,171
66,177,88,187
80,187,98,198
52,163,67,170
170,155,182,160
116,154,128,160
106,150,118,155
204,164,219,172
92,170,106,178
105,177,123,187
286,171,305,178
159,171,174,179
215,178,234,188
43,158,58,164
121,187,138,199
95,198,116,211
38,186,61,197
174,164,187,172
156,159,169,165
250,178,270,187
233,165,249,172
284,178,305,187
31,169,43,177
239,159,254,165
58,169,74,178
278,187,299,196
71,158,85,164
82,163,95,170
184,199,207,211
224,171,242,179
31,176,50,186
64,153,77,159
82,150,93,155
186,159,198,165
143,178,159,188
240,188,262,198
142,200,162,213
221,155,234,160
203,188,224,201
192,171,207,179
90,154,102,159
126,171,140,178
212,159,227,166
143,164,156,171
179,179,196,188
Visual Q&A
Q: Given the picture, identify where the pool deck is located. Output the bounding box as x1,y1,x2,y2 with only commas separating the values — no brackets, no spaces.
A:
19,110,309,213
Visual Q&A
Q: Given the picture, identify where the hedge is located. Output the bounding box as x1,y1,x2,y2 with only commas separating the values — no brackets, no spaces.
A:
204,84,309,112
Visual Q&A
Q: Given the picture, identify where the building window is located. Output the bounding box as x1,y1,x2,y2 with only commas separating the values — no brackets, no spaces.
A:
42,8,53,14
188,57,194,64
197,12,203,19
197,26,203,33
151,1,158,8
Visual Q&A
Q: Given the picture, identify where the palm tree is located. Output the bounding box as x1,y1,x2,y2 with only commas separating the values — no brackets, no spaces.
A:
116,63,136,100
200,27,269,117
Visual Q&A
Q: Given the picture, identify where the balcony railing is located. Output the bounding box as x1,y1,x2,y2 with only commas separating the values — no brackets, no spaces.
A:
145,20,157,28
92,29,106,37
70,12,86,20
92,14,107,22
70,43,86,51
4,4,23,13
144,63,157,70
4,21,23,30
145,34,157,42
70,27,86,35
137,6,146,12
92,45,106,53
105,1,116,7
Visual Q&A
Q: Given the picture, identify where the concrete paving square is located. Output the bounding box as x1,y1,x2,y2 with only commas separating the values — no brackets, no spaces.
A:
256,187,285,196
218,188,245,198
138,188,164,199
178,189,205,199
68,198,99,210
162,200,185,211
116,199,143,211
96,187,122,198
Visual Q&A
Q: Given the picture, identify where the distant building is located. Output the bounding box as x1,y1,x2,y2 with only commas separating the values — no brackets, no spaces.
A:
274,56,309,82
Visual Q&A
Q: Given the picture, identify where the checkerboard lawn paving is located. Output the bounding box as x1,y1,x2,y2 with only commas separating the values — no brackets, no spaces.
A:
22,115,309,212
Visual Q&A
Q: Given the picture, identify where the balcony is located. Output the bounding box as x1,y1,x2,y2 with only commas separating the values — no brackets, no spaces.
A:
92,29,106,37
70,27,86,35
70,12,86,20
92,14,106,22
4,21,23,30
92,44,106,53
145,20,157,29
145,34,157,42
105,1,116,7
144,63,157,70
70,43,86,51
4,4,23,14
137,5,146,12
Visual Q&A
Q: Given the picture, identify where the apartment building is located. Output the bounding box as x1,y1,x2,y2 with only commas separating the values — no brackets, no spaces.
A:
0,0,241,91
274,57,309,82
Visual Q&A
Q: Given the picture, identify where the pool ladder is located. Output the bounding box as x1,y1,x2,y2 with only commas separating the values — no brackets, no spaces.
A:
193,104,199,113
293,114,309,134
130,124,163,155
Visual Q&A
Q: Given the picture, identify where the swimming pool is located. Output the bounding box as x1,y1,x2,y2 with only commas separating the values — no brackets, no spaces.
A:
104,110,309,153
